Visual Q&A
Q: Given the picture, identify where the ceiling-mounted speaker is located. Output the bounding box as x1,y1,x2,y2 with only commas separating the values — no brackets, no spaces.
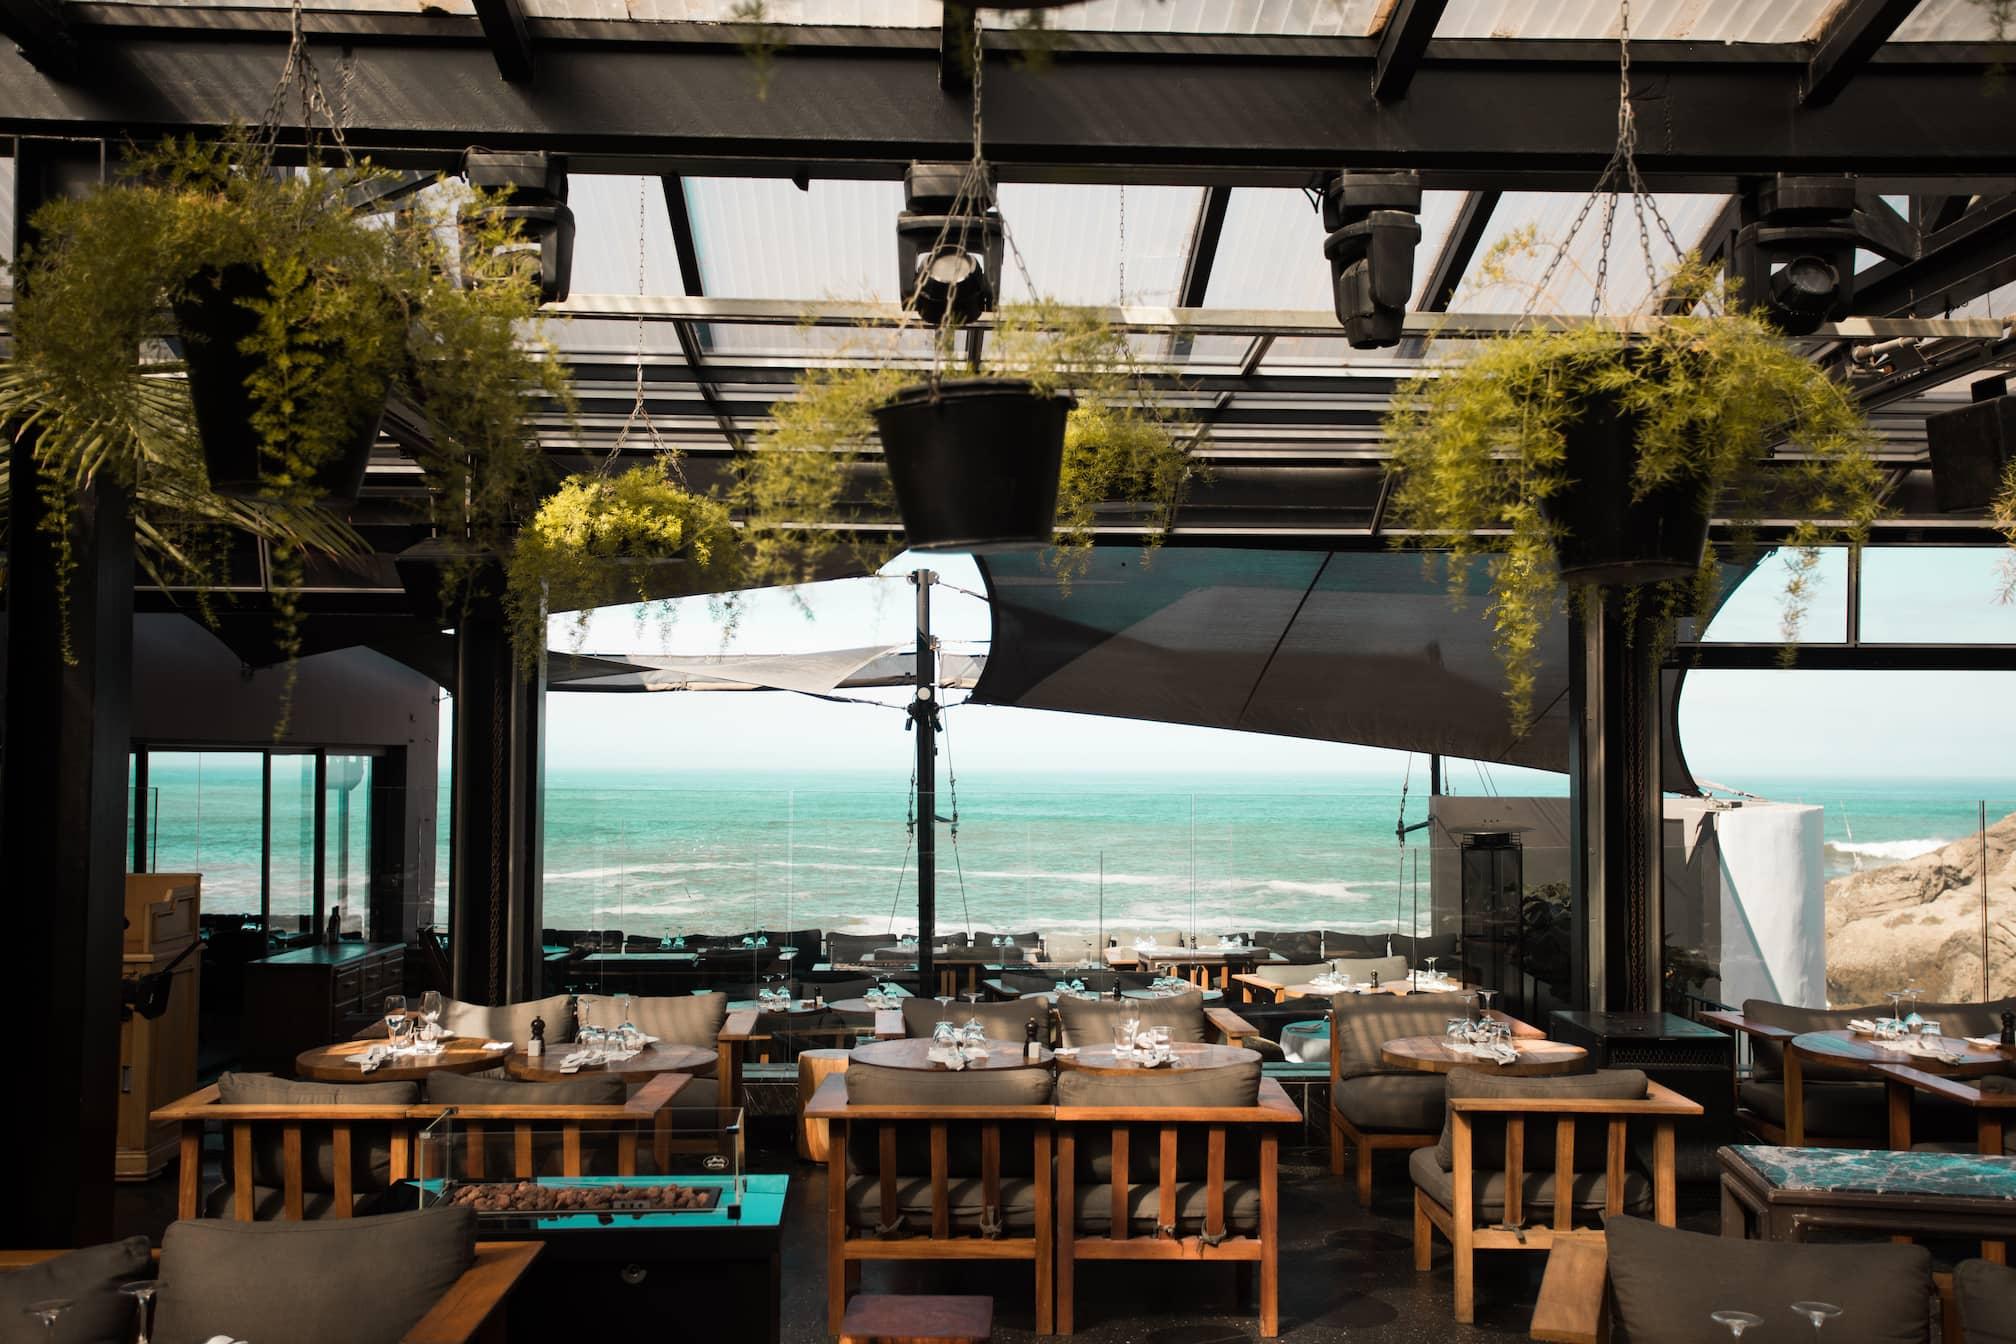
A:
1924,376,2014,513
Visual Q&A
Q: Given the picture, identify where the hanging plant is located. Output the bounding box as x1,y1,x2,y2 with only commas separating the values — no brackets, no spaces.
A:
1383,260,1886,730
735,301,1195,587
506,460,745,669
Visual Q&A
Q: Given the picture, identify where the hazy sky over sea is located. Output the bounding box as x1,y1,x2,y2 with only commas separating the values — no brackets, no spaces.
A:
449,547,2015,788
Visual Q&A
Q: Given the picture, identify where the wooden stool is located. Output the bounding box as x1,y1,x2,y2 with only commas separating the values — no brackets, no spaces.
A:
838,1294,992,1344
797,1048,851,1162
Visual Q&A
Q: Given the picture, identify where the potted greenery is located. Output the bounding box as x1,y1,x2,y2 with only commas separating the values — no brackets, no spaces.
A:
505,460,745,666
1381,261,1886,729
738,302,1195,585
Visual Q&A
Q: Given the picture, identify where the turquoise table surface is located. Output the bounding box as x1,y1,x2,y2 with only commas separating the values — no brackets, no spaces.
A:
1731,1144,2016,1200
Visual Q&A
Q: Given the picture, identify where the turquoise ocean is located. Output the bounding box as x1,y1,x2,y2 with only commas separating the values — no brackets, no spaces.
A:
138,759,2013,940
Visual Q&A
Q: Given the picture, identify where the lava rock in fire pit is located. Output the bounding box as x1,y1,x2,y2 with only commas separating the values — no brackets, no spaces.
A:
444,1181,720,1212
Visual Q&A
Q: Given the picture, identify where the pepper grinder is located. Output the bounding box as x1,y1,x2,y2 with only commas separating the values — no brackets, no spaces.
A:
528,1015,546,1058
2000,1011,2014,1048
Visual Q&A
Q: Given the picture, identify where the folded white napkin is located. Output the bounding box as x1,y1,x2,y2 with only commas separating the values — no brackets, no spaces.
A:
356,1043,391,1072
202,1336,248,1344
926,1046,968,1070
1967,1036,2003,1048
1053,1046,1080,1057
1847,1019,1880,1033
483,1041,512,1051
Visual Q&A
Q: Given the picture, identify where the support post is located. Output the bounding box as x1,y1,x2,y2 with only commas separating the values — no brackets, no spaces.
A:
911,570,938,993
1,136,129,1247
447,570,544,1004
1569,590,1665,1013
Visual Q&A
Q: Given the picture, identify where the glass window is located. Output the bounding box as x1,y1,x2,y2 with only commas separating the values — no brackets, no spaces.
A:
147,751,265,919
1861,547,2016,644
1699,548,1850,644
269,754,316,934
325,756,374,938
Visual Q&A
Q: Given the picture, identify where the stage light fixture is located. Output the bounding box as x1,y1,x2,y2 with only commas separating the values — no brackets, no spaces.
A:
463,150,576,304
1733,175,1857,335
897,161,1003,328
1322,171,1422,349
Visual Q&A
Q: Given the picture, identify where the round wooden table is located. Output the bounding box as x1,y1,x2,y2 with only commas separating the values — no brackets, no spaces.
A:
504,1040,716,1083
1058,1042,1259,1074
295,1038,510,1083
851,1038,1053,1071
1124,986,1224,1003
1790,1028,2015,1078
828,997,911,1017
728,998,832,1017
1379,1035,1589,1076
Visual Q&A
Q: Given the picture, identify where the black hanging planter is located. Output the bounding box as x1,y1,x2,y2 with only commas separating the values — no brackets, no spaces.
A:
1538,389,1710,586
173,263,389,505
871,377,1073,553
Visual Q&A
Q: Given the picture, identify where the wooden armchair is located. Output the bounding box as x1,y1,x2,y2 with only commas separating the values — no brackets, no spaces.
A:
0,1243,541,1344
153,1073,691,1220
1411,1070,1700,1324
1051,1063,1299,1338
1874,1063,2016,1154
805,1066,1057,1335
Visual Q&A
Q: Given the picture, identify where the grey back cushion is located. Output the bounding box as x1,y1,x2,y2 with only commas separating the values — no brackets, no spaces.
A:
901,997,1048,1042
423,1068,626,1106
0,1236,151,1344
1323,932,1390,958
1056,1059,1262,1183
1957,1258,2016,1344
1327,994,1476,1078
1053,993,1208,1048
843,1062,1053,1178
441,991,575,1045
826,933,888,964
1433,1068,1645,1171
1055,1058,1261,1109
1605,1214,1931,1344
216,1072,417,1193
1249,930,1323,961
576,991,726,1053
153,1207,476,1344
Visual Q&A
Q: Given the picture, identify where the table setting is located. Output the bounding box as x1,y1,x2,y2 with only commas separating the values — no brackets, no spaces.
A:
925,1018,994,1069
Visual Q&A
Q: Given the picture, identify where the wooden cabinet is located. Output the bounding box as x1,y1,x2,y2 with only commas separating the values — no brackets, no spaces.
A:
119,874,203,1181
242,941,406,1072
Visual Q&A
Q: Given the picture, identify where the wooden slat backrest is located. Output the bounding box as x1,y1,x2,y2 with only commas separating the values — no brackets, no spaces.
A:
1205,1127,1227,1242
929,1122,950,1239
1553,1119,1575,1232
981,1123,1002,1223
331,1126,354,1218
1157,1127,1178,1237
1110,1128,1130,1241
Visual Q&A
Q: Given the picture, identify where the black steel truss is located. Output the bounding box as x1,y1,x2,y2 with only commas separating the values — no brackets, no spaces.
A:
1371,0,1448,103
3,12,2015,185
471,0,535,84
1803,0,1926,106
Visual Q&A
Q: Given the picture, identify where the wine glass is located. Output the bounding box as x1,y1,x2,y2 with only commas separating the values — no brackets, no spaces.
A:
419,990,444,1041
1711,1310,1764,1338
383,994,408,1042
614,991,635,1032
1884,988,1907,1031
1792,1301,1842,1337
23,1300,71,1335
1476,987,1498,1027
120,1280,162,1344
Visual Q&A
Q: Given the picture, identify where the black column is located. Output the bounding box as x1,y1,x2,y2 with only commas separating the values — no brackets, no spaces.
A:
1,133,131,1250
368,748,413,945
911,569,937,995
1568,589,1665,1013
447,575,544,1004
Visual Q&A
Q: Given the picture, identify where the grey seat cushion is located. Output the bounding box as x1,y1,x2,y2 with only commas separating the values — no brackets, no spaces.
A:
441,991,575,1046
1054,993,1208,1048
1433,1068,1647,1170
1957,1258,2016,1344
845,1175,1039,1235
1737,1079,1889,1142
901,997,1049,1043
1070,1180,1261,1236
575,992,725,1069
1604,1213,1932,1344
1335,1072,1447,1134
1409,1145,1651,1220
1327,994,1479,1080
216,1072,416,1195
153,1207,476,1344
0,1236,151,1344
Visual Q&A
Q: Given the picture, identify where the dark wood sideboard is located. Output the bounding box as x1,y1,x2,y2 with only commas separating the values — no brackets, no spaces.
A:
242,941,406,1071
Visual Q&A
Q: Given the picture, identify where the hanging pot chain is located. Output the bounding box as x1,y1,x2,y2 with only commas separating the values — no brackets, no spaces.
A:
257,0,356,168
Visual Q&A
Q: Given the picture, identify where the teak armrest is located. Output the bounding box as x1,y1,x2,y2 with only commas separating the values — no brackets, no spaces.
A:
401,1242,542,1344
1204,1005,1260,1044
1871,1063,2016,1106
1530,1233,1610,1344
622,1071,693,1116
1698,1010,1795,1042
717,1010,762,1042
1451,1081,1703,1117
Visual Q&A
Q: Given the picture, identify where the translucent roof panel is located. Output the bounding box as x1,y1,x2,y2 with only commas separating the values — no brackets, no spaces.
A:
567,174,687,295
995,183,1203,307
1042,0,1384,35
682,176,899,301
1202,187,1466,312
1447,191,1731,315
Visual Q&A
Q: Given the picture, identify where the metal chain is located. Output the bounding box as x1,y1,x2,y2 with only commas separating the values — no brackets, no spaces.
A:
257,0,356,168
609,176,666,469
1117,183,1127,309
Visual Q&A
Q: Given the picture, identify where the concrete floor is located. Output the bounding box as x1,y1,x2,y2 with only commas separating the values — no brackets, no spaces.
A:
116,1117,1722,1342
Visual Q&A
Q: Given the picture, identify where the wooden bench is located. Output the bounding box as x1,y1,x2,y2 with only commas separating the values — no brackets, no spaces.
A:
153,1073,691,1220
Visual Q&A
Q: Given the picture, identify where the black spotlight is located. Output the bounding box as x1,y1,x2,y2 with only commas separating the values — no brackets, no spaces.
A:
1733,175,1857,335
896,161,1003,328
1323,171,1422,349
464,150,576,304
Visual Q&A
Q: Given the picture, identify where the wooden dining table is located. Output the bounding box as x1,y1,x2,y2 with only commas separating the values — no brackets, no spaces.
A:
1378,1035,1589,1077
504,1040,716,1083
1784,1028,2016,1147
851,1038,1053,1071
295,1037,511,1083
1056,1042,1259,1075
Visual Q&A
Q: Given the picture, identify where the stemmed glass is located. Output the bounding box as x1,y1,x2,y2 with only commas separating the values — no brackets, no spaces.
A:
1476,987,1498,1026
1792,1301,1843,1338
1884,988,1907,1031
419,990,444,1042
384,995,409,1051
23,1300,71,1335
614,992,636,1045
120,1280,162,1344
1710,1311,1764,1338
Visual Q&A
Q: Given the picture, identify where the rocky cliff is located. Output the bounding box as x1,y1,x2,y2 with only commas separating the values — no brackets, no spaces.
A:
1825,810,2016,1005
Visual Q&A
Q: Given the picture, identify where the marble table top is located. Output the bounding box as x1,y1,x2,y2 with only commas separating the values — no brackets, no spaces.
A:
1730,1144,2016,1200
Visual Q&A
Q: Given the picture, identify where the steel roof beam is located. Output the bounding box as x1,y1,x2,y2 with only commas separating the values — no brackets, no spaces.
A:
1415,189,1498,312
938,3,974,96
471,0,533,83
4,18,2014,184
1372,0,1448,103
1854,193,2016,316
1804,0,1923,107
0,0,74,78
